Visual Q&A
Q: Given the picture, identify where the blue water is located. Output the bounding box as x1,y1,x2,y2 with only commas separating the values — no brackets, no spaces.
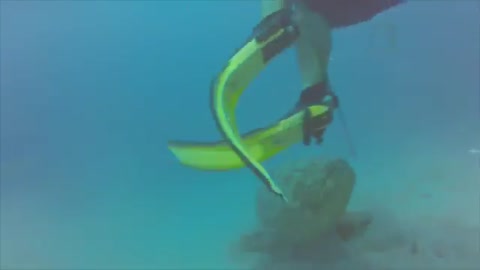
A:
1,1,479,269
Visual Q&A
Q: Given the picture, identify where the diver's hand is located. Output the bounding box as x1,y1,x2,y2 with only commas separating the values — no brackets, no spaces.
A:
296,81,339,110
302,107,333,146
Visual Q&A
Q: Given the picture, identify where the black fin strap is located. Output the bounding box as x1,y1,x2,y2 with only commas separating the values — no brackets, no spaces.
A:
302,108,312,146
252,9,294,43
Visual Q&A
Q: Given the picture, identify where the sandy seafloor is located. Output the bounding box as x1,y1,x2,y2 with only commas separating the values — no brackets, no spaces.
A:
226,129,480,270
2,132,479,269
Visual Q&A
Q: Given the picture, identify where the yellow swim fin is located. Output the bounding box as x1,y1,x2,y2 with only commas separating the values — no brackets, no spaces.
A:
205,10,301,201
168,105,330,171
168,9,303,202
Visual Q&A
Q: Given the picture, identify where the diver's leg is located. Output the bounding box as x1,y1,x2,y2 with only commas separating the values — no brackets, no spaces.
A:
289,1,336,112
285,1,338,146
292,1,331,89
260,0,330,90
259,0,337,116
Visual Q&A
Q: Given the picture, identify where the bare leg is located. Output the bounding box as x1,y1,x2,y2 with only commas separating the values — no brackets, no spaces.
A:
292,1,332,89
260,0,332,90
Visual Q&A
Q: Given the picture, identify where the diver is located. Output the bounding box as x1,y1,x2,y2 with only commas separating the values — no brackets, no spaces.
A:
167,0,405,201
262,0,405,144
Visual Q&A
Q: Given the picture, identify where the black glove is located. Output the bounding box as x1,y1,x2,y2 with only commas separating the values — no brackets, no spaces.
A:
297,81,339,110
296,81,338,146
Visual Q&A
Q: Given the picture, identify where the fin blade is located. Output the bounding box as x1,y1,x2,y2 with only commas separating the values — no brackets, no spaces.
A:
167,125,295,171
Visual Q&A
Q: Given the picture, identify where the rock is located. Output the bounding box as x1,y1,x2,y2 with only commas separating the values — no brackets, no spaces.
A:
239,158,357,256
335,211,373,241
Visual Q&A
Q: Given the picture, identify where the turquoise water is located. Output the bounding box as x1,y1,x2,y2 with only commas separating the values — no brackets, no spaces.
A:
1,1,479,269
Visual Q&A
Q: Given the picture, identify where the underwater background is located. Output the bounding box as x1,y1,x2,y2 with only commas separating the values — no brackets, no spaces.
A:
1,0,479,269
